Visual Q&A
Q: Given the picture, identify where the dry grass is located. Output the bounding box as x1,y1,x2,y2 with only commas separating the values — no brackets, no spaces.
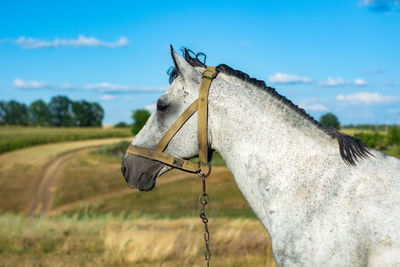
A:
340,128,385,135
60,166,257,219
0,138,277,265
104,218,276,266
50,148,182,210
51,152,127,209
0,214,276,267
0,138,129,213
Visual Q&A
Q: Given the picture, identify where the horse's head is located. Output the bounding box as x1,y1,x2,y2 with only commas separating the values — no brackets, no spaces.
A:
121,47,209,191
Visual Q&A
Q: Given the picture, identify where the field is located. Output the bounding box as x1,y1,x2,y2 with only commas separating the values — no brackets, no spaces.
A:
1,126,399,266
0,138,130,213
340,127,400,158
0,215,275,266
0,133,276,266
340,128,379,135
0,126,131,154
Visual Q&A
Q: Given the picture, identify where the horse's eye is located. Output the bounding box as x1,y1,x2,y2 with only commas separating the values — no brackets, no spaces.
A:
157,99,168,112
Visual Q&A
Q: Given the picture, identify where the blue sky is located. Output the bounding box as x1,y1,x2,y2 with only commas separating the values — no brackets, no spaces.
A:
0,0,399,125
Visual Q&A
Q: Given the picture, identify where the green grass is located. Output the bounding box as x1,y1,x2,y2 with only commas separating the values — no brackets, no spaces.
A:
341,127,400,158
340,128,384,135
48,144,247,219
62,167,255,219
93,140,131,159
0,126,131,154
51,152,127,210
385,145,400,158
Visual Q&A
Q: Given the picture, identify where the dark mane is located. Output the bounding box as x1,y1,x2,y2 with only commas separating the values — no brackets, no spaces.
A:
169,48,371,166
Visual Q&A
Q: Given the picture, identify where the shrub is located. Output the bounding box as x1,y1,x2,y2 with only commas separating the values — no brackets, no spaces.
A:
320,113,340,130
94,141,131,159
114,122,129,128
131,109,150,135
355,132,386,149
387,126,400,146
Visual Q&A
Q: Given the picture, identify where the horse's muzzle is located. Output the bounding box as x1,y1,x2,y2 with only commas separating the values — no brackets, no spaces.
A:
121,153,164,191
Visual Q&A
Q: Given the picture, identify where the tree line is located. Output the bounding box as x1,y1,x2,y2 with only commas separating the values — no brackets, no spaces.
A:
0,96,104,127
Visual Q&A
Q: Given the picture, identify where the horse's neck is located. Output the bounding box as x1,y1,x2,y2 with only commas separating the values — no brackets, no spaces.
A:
208,77,340,230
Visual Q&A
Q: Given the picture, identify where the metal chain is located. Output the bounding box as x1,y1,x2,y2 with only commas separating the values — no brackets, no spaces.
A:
198,163,211,267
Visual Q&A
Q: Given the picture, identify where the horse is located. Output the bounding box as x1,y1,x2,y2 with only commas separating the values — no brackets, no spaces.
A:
121,46,400,266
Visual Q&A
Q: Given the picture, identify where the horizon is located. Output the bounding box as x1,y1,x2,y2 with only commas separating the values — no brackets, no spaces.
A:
1,0,399,125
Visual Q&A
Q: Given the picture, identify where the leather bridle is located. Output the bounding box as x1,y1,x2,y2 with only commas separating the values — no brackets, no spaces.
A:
126,66,219,175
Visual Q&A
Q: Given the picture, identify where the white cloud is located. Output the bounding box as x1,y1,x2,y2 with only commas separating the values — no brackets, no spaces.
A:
145,103,156,112
299,98,328,112
353,78,368,86
359,0,399,6
13,78,165,93
13,35,128,49
319,77,368,87
319,77,346,87
101,94,116,101
336,92,400,104
304,103,329,112
13,78,49,89
268,72,311,84
82,82,164,93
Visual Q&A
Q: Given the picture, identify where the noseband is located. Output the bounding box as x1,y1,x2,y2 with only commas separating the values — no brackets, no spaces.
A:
126,66,219,174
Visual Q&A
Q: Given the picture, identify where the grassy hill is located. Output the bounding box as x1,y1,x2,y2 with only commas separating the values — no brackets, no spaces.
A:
1,125,399,266
0,138,130,213
0,139,276,266
0,126,131,154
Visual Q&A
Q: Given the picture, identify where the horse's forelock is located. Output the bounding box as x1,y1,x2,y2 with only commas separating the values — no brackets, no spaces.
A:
168,48,207,84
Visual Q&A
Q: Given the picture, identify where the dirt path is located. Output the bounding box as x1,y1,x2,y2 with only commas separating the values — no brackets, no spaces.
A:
48,166,228,217
27,141,228,217
27,147,97,216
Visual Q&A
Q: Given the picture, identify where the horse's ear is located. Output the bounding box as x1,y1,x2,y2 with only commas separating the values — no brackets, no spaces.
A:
170,45,198,82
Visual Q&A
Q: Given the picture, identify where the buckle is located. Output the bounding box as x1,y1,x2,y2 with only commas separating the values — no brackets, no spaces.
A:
202,67,218,79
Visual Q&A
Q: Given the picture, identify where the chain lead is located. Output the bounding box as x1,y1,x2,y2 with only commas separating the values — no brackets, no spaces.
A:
198,163,211,266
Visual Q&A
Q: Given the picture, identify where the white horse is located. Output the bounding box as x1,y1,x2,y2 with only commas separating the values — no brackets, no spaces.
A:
121,47,400,266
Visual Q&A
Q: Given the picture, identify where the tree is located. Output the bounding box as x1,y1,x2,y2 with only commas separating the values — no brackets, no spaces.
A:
0,101,6,125
319,113,340,130
0,100,28,125
71,100,103,127
0,98,104,127
131,109,150,135
89,102,104,127
72,100,92,126
48,96,74,126
29,100,50,126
